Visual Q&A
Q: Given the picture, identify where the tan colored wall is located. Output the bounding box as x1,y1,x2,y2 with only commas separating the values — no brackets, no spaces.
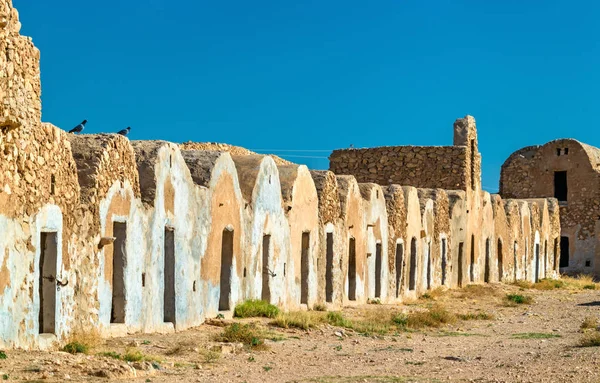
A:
278,165,319,309
501,139,600,276
383,185,406,301
337,176,366,305
401,186,423,299
448,191,467,287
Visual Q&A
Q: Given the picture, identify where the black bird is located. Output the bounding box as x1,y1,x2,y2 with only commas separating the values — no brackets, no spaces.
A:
117,127,131,136
68,120,87,134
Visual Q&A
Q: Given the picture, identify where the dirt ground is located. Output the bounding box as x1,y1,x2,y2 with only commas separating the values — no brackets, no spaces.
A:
1,283,599,383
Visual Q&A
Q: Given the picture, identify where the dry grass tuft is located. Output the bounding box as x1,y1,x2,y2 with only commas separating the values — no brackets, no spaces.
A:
457,311,495,321
403,304,456,329
457,284,499,299
271,311,325,330
580,317,599,330
62,330,102,354
579,331,600,347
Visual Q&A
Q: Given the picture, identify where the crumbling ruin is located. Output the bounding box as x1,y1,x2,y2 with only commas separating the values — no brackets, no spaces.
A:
0,0,564,350
501,139,600,277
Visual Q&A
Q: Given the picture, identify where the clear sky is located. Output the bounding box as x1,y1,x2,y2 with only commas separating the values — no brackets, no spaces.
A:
16,1,600,192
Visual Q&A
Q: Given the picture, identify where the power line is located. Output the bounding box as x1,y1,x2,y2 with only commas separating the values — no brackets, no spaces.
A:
250,149,334,152
275,155,329,159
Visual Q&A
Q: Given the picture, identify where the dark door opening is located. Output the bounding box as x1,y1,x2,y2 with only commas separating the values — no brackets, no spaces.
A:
513,242,518,280
543,240,548,278
426,242,432,290
458,242,464,287
484,238,490,283
409,238,417,291
534,243,540,282
39,232,58,334
348,237,356,301
553,238,559,271
554,171,568,202
497,239,503,282
560,236,569,268
441,238,447,286
300,232,310,305
375,243,382,297
325,232,334,303
111,222,127,324
261,234,272,302
219,229,234,311
395,243,404,297
470,235,475,282
164,227,176,324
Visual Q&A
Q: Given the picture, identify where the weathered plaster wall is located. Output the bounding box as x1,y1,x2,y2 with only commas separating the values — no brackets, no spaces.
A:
132,141,199,332
232,155,291,307
402,186,423,299
309,170,344,308
337,176,366,305
278,165,319,309
448,191,467,287
182,150,245,319
359,183,389,301
383,185,407,301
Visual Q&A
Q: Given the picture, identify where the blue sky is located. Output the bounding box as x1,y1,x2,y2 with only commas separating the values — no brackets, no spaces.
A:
16,1,600,192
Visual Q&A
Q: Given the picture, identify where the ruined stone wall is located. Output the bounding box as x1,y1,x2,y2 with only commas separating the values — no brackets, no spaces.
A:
0,0,41,129
383,185,406,299
329,145,467,190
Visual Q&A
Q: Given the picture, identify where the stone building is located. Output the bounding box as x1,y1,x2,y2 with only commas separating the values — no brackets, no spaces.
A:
501,139,599,277
0,0,563,350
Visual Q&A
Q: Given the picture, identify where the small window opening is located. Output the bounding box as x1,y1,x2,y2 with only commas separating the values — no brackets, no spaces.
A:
50,175,56,195
564,148,569,155
585,260,591,267
243,267,247,278
283,263,286,277
142,273,146,287
193,280,196,292
556,148,561,156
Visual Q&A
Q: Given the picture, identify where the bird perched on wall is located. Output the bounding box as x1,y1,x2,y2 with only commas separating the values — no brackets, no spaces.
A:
117,127,131,136
68,120,87,134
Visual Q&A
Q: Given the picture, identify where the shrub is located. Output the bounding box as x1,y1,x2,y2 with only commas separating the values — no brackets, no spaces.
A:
234,300,280,319
123,348,144,362
62,341,89,354
0,351,6,359
98,351,121,359
215,323,266,349
505,294,533,305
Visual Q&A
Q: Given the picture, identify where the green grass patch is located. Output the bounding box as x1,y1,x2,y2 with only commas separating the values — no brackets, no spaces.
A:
62,341,89,354
234,300,280,319
0,351,6,359
122,348,163,363
512,332,561,339
215,323,267,350
404,305,456,329
312,304,327,312
98,351,121,359
505,294,533,305
581,317,599,330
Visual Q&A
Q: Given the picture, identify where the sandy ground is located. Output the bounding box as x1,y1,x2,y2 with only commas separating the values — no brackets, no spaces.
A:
1,283,599,383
